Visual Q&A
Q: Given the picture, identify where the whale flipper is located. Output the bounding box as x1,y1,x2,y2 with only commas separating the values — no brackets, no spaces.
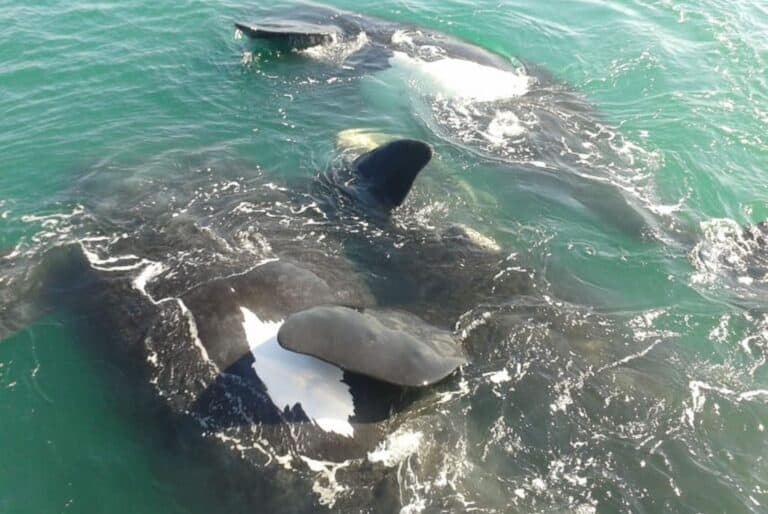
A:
276,305,465,387
352,139,432,209
235,21,338,49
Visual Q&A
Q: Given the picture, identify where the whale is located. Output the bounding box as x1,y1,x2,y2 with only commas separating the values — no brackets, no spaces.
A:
0,93,688,514
0,131,545,514
7,134,527,477
235,6,661,239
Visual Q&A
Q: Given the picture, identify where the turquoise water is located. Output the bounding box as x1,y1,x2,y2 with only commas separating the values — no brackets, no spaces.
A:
1,0,767,512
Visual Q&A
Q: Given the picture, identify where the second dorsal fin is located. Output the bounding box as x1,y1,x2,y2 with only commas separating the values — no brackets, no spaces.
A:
351,139,432,209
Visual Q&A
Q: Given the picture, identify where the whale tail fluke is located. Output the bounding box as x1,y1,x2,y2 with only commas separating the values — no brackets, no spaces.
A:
352,139,432,209
234,21,337,49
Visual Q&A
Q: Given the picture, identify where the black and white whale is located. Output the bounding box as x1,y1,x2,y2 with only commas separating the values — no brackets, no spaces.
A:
11,135,523,475
235,5,661,238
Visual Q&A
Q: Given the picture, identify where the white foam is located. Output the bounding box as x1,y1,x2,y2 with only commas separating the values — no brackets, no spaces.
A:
485,368,511,384
176,299,209,363
20,205,84,224
390,51,529,102
79,243,144,271
685,380,768,428
391,29,417,48
129,261,212,366
485,110,526,144
3,243,23,260
368,428,423,467
691,218,767,288
299,32,369,64
133,261,165,297
240,307,355,438
299,456,353,507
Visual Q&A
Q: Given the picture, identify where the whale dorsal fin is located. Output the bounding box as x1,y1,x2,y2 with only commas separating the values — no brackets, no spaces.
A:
235,21,338,49
352,139,432,209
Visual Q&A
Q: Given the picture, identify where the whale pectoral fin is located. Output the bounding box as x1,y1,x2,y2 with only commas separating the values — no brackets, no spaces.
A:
234,21,338,49
352,139,432,209
276,305,466,387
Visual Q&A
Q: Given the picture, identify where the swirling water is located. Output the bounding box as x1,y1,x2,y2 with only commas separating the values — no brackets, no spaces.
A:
1,0,767,513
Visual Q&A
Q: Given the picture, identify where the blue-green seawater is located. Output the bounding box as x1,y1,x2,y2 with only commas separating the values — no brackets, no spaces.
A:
1,0,767,512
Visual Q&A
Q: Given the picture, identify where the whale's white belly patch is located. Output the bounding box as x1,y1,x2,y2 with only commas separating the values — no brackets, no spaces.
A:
390,51,530,101
239,307,356,438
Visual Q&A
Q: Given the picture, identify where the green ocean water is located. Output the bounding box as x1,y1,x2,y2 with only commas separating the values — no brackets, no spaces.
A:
1,0,767,513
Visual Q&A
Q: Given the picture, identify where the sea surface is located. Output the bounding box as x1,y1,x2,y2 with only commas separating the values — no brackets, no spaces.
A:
1,0,767,512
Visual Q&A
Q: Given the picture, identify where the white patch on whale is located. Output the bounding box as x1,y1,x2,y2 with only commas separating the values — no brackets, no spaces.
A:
389,51,529,102
336,128,391,153
240,306,355,437
297,29,530,101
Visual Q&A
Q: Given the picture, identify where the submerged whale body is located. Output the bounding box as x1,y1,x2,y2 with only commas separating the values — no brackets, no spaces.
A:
236,7,660,239
16,136,493,469
143,138,471,452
